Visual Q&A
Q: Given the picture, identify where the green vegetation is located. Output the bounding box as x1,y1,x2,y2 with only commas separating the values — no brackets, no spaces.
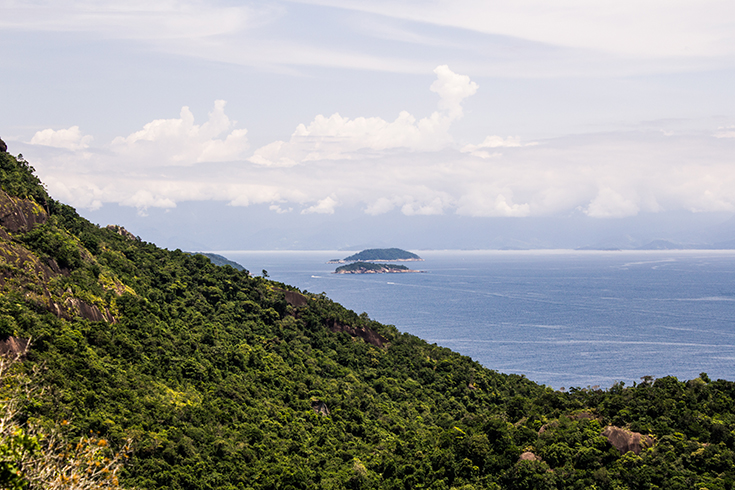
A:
189,252,246,271
1,150,735,489
0,151,50,206
0,357,130,489
343,248,422,262
335,262,411,274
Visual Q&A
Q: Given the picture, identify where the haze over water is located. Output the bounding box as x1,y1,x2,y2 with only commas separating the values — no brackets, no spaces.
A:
220,250,735,390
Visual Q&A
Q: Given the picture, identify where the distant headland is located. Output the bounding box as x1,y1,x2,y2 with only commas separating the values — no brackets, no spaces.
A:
327,248,423,264
334,261,425,274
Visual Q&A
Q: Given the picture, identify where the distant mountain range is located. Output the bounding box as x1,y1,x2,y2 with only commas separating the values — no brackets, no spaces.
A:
578,238,735,251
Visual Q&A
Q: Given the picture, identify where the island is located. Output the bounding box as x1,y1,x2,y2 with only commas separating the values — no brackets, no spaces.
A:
334,262,424,274
327,247,423,263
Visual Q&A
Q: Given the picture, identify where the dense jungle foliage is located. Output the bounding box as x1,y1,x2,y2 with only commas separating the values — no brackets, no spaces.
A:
1,148,735,489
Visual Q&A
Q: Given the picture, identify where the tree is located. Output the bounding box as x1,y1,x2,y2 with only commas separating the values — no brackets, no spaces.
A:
0,355,131,489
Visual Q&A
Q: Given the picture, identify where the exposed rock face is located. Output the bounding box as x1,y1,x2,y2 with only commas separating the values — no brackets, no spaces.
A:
326,319,388,348
0,225,117,323
280,289,309,308
0,192,119,324
602,426,654,455
278,289,387,347
0,190,47,233
519,451,541,461
0,337,29,357
571,411,595,420
106,225,139,241
63,297,116,323
311,400,330,417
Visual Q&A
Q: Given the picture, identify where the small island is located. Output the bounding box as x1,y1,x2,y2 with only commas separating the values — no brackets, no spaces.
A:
334,262,424,274
328,248,423,263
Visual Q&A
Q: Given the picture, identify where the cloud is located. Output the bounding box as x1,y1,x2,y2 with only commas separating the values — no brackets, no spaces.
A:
110,100,249,166
460,135,529,159
456,190,531,217
0,0,254,41
294,0,735,59
430,65,478,119
302,196,338,214
24,127,735,220
269,204,292,214
29,101,249,166
5,0,734,78
17,67,735,221
248,65,476,166
401,196,450,216
121,190,177,216
365,197,399,216
584,188,640,218
30,126,93,150
715,126,735,138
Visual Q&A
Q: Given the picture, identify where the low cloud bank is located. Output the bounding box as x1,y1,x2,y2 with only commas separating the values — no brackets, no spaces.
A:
19,67,735,220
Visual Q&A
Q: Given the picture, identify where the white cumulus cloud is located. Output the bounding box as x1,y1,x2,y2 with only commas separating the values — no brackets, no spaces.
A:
16,67,735,222
111,100,249,165
430,65,478,119
584,188,640,218
30,126,93,150
248,65,477,166
302,196,339,214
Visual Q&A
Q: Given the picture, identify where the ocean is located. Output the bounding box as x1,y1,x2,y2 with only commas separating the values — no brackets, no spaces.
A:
216,250,735,390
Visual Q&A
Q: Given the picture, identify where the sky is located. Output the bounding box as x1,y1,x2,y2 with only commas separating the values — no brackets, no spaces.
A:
3,0,735,250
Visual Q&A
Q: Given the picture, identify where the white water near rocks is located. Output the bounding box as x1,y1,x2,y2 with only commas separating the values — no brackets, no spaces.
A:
215,250,735,390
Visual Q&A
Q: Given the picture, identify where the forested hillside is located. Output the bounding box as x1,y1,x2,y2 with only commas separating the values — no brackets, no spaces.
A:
1,146,735,489
343,249,422,262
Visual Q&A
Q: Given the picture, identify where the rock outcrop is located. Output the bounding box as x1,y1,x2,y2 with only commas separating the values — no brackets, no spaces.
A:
519,451,541,461
602,426,654,455
0,336,29,357
279,289,309,308
0,190,47,233
62,297,116,323
0,188,122,323
326,318,388,348
106,225,140,241
311,400,330,417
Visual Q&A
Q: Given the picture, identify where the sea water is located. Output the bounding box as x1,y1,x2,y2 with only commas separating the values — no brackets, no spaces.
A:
216,250,735,390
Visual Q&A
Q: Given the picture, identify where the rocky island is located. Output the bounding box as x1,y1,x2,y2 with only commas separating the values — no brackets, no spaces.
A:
334,261,424,274
328,247,423,263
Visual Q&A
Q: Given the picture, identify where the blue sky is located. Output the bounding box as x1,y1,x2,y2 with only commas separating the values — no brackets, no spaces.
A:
3,1,735,249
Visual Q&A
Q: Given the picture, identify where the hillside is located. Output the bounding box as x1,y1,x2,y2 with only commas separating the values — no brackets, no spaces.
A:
1,146,735,489
191,252,246,271
343,248,423,262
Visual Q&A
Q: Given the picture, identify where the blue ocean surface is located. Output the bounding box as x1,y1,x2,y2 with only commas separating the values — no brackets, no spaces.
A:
216,250,735,390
